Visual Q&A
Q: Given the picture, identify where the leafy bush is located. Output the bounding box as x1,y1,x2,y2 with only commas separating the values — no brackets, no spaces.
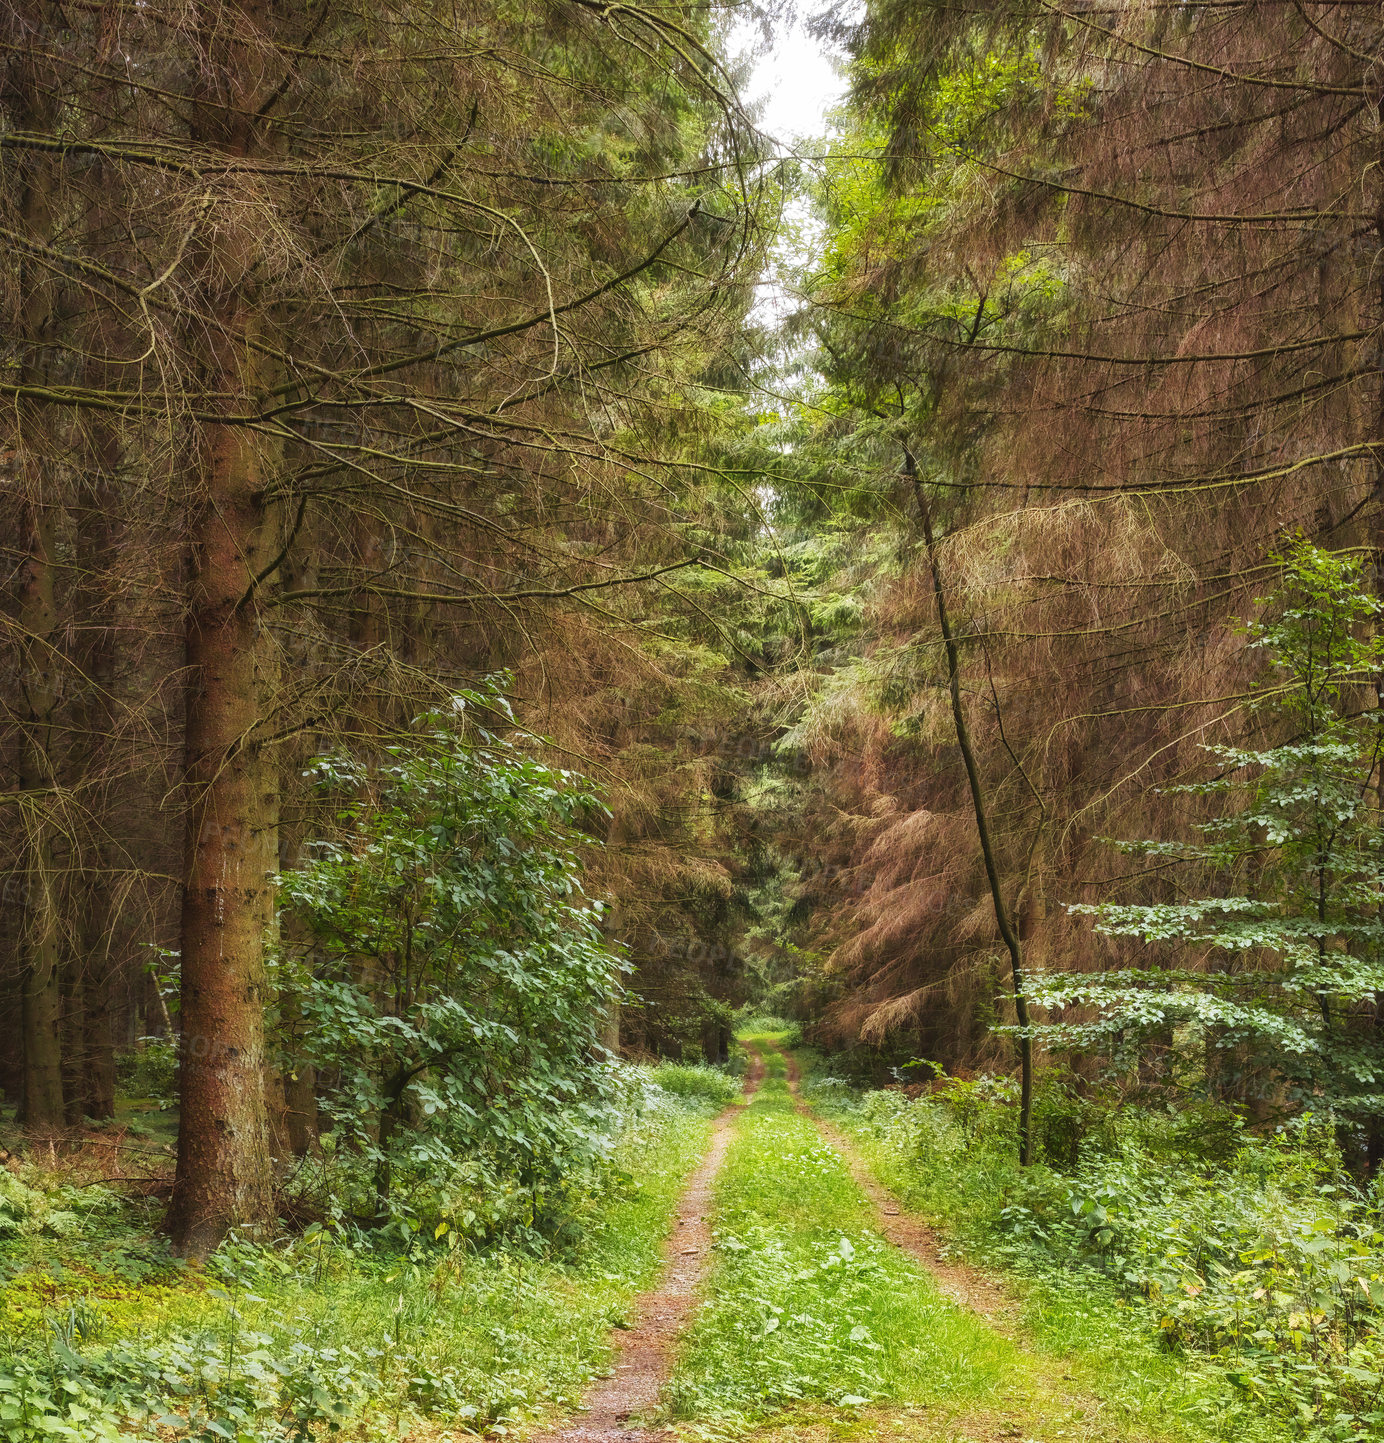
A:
0,1174,42,1239
0,1321,369,1443
0,1170,129,1245
278,685,624,1234
113,1036,178,1105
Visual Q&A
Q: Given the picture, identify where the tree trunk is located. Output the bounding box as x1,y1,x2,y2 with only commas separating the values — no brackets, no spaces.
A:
912,459,1033,1166
10,2,66,1134
275,517,319,1157
166,419,278,1254
73,429,123,1123
165,0,282,1258
61,963,88,1125
374,1082,406,1223
82,937,117,1123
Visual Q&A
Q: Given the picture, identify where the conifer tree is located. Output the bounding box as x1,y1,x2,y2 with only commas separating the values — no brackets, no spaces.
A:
1041,542,1384,1125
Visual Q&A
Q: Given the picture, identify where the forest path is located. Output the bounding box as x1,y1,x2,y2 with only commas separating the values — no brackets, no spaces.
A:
535,1050,766,1443
735,1040,1170,1443
779,1050,1016,1331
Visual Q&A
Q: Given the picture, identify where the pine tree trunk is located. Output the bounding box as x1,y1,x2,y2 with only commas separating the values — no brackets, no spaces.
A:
164,0,282,1259
912,460,1033,1166
72,430,122,1124
83,936,116,1123
61,964,87,1125
166,420,278,1255
276,521,319,1157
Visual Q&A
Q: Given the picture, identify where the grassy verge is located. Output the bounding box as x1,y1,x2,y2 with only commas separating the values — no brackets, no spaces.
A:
664,1040,1018,1431
796,1056,1284,1443
0,1070,722,1443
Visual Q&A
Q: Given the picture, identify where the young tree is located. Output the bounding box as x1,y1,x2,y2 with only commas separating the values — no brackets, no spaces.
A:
1043,543,1384,1134
280,687,621,1229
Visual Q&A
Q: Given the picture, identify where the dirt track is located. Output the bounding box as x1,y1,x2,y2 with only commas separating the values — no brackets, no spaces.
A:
536,1051,765,1443
779,1049,1015,1330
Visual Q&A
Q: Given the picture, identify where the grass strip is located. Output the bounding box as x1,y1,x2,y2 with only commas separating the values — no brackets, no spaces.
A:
665,1040,1016,1428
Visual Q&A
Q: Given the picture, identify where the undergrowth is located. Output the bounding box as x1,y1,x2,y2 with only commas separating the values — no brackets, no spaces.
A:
646,1062,744,1111
0,1067,726,1442
802,1058,1378,1443
731,1015,803,1046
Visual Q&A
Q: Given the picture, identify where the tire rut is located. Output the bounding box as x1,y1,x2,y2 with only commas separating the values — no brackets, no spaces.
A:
781,1049,1016,1330
537,1051,765,1443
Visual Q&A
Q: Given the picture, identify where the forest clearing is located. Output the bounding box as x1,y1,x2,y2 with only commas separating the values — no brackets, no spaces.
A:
3,1,1384,1440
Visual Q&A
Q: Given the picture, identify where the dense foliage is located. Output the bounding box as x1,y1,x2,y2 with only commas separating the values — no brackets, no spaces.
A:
280,686,622,1232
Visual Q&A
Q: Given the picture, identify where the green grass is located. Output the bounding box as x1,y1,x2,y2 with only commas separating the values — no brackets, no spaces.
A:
664,1059,1017,1428
648,1060,744,1110
798,1061,1278,1443
0,1089,717,1442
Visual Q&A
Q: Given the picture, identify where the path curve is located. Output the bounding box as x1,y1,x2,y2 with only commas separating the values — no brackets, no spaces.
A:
781,1049,1016,1329
538,1051,764,1443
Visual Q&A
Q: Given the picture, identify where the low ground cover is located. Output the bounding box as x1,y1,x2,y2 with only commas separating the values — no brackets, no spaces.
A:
802,1056,1379,1442
0,1063,725,1443
664,1040,1016,1428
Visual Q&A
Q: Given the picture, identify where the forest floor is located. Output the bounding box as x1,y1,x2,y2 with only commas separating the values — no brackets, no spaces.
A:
539,1036,1179,1443
0,1042,1262,1443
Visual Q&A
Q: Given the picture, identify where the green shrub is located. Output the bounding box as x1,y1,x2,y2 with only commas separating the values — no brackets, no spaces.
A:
647,1062,741,1111
1032,1081,1119,1169
114,1036,178,1104
278,686,623,1235
0,1172,41,1238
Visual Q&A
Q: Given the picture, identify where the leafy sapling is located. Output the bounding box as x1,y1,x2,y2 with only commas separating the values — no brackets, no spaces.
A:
278,680,626,1234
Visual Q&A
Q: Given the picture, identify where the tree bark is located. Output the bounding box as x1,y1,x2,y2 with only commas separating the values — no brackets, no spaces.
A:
166,1,282,1253
166,418,279,1254
9,1,66,1134
374,1077,407,1223
72,426,123,1123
